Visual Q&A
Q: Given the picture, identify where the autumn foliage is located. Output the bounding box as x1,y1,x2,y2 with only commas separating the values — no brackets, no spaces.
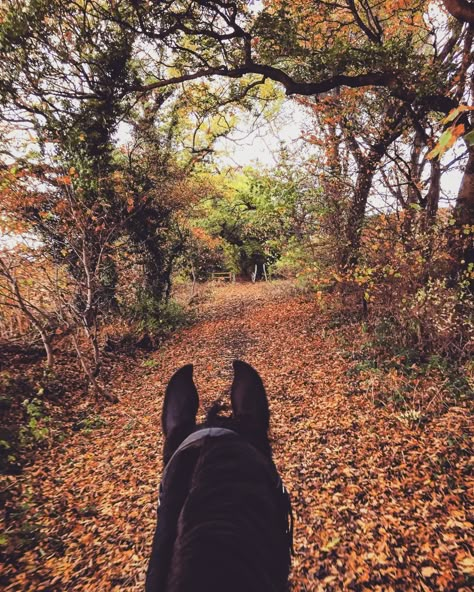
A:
0,0,473,590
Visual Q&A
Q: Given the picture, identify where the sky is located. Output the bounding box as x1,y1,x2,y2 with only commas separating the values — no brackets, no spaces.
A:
214,100,309,169
215,97,464,210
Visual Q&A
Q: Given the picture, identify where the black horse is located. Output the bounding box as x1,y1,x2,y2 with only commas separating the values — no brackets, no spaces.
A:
146,360,293,592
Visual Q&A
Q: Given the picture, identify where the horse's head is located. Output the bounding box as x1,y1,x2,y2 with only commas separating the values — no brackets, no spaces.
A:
162,360,272,465
147,360,292,592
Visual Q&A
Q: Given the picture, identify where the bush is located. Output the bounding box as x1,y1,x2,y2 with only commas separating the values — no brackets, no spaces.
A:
326,214,474,361
133,295,192,341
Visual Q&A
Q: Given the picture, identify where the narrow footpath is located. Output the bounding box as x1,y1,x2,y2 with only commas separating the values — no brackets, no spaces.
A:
3,282,472,591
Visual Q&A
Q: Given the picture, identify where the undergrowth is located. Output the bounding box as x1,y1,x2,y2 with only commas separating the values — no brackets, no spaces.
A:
131,295,193,341
342,322,473,421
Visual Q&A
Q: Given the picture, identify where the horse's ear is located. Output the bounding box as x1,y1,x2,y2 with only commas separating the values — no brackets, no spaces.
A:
162,364,199,437
231,360,269,432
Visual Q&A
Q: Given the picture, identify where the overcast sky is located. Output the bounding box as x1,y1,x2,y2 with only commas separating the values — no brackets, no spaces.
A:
215,97,464,210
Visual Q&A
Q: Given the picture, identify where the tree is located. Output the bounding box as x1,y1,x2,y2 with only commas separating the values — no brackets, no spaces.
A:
0,249,54,367
189,156,323,278
300,88,409,268
3,2,470,254
443,0,474,23
0,1,140,310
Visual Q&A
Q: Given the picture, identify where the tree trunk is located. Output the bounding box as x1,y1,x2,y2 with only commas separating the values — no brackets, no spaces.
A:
451,141,474,276
39,331,54,368
339,103,406,270
425,158,441,226
420,159,441,268
340,158,379,269
442,0,474,24
401,130,424,247
141,241,168,303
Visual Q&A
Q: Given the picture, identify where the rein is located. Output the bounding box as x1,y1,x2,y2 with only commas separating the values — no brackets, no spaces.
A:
158,427,295,559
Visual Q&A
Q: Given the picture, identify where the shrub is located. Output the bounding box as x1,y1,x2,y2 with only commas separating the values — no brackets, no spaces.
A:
326,213,473,361
133,295,192,341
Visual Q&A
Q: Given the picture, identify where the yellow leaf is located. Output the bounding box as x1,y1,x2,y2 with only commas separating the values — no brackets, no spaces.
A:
322,536,340,552
421,566,438,578
457,554,474,575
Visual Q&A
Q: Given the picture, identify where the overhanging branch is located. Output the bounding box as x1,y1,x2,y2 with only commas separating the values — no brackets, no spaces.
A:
134,61,457,115
135,63,398,97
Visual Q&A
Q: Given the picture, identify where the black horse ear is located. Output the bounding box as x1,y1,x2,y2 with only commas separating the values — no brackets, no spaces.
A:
162,364,199,437
231,360,269,432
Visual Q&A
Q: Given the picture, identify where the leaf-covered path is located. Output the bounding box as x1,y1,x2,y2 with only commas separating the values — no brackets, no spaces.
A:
2,282,472,591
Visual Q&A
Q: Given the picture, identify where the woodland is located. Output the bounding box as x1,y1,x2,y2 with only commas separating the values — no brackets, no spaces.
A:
0,0,473,590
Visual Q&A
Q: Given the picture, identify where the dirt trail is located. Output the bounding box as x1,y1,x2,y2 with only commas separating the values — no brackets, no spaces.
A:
2,282,472,591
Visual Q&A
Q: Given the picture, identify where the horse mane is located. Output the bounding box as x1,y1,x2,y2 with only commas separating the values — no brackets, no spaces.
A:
154,434,290,592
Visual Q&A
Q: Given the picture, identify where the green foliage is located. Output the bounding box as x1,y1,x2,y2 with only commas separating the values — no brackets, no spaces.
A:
428,106,474,160
134,295,191,339
19,398,50,448
188,153,324,278
1,494,43,559
77,414,107,433
141,359,159,369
